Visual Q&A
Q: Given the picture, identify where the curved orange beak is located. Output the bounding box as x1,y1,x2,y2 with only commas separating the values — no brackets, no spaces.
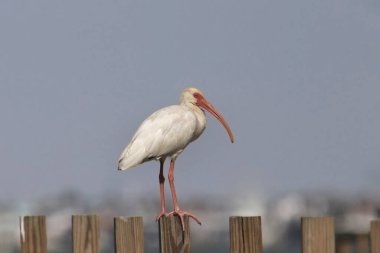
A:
195,93,234,143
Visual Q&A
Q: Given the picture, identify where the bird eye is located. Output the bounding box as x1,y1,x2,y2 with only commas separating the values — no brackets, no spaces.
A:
193,92,201,99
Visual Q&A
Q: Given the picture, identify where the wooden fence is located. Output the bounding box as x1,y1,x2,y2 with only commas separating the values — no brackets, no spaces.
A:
18,215,380,253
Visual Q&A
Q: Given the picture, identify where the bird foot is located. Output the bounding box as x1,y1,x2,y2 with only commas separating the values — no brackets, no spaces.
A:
155,211,169,221
167,209,202,230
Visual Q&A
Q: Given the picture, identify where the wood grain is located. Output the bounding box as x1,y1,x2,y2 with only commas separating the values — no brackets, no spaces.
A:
371,220,380,253
229,216,263,253
301,217,334,253
72,214,100,253
20,216,47,253
158,216,190,253
114,216,144,253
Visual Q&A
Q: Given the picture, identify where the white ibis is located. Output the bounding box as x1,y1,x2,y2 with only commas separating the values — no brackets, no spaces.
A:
118,87,234,229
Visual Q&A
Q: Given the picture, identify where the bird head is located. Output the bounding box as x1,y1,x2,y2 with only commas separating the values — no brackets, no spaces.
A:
180,87,204,105
180,87,234,143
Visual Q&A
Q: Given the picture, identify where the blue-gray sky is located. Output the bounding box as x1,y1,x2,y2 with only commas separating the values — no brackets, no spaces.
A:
1,0,379,201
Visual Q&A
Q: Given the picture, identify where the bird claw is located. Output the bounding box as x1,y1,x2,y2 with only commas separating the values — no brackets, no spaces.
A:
155,211,168,221
167,209,202,230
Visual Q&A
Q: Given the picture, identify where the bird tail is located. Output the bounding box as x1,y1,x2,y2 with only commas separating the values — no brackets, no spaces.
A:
118,159,132,171
118,156,141,171
117,143,146,171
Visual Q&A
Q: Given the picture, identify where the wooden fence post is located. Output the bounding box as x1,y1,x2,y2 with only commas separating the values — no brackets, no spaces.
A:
114,216,144,253
301,217,334,253
158,216,191,253
72,214,100,253
355,233,369,253
19,216,47,253
229,216,263,253
336,234,352,253
371,220,380,253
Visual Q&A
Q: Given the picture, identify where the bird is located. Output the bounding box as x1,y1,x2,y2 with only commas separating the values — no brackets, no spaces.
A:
118,87,234,229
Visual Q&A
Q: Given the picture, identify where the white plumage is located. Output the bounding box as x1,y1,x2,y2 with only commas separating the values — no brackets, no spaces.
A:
117,87,234,229
118,104,206,170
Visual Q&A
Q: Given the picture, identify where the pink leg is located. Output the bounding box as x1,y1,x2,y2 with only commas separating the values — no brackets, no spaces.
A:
155,159,167,220
167,159,201,230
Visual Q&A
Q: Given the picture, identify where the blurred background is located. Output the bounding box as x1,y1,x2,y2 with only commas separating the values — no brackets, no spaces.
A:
1,0,379,252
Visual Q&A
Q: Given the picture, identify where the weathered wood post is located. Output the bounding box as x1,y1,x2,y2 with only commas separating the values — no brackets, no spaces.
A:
336,234,352,253
301,217,334,253
19,216,47,253
229,216,263,253
158,216,191,253
114,216,144,253
72,214,100,253
371,220,380,253
355,233,369,253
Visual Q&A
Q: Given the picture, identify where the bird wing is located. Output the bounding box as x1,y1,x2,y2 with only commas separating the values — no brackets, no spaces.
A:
118,105,197,170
